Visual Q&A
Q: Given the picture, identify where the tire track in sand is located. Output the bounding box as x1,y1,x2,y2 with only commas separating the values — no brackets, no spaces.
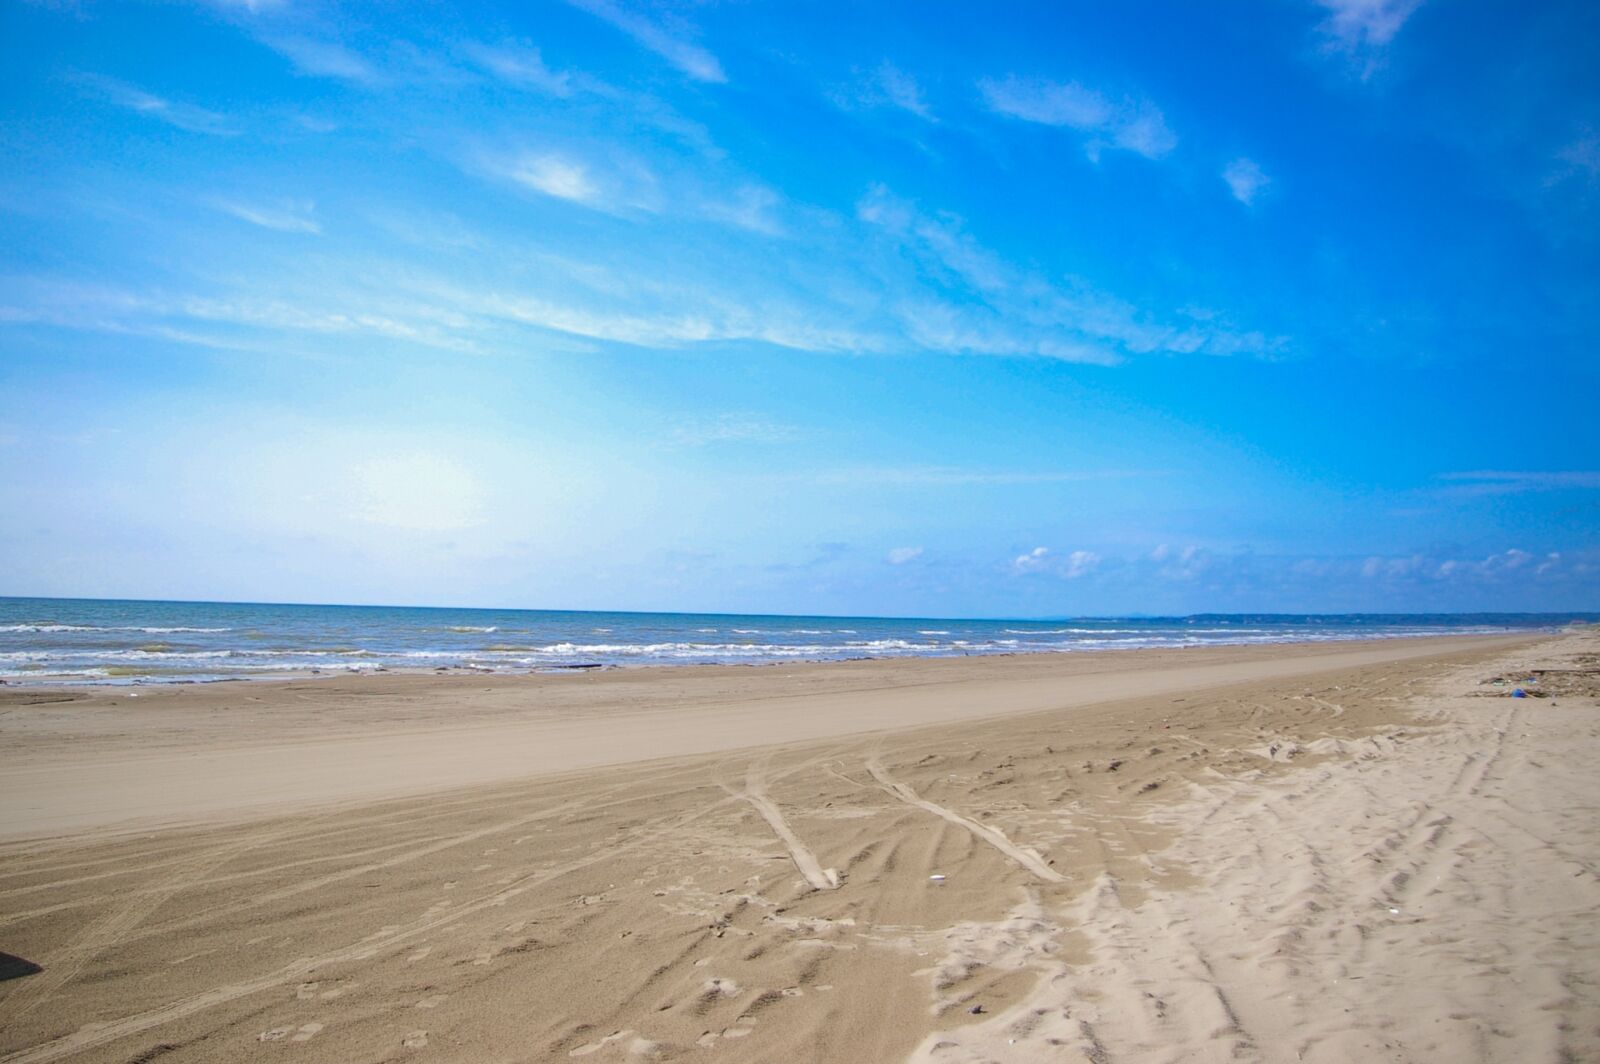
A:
732,762,839,891
0,750,847,1064
0,814,322,1023
864,757,1065,884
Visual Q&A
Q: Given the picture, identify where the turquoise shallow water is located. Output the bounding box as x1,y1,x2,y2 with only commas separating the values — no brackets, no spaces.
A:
0,597,1589,684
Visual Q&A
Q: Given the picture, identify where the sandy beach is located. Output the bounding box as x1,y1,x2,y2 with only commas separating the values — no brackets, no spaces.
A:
2,632,1596,1063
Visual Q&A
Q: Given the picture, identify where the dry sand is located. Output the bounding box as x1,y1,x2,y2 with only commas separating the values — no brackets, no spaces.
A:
0,632,1596,1063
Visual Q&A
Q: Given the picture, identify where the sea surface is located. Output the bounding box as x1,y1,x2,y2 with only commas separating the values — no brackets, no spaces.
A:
0,597,1589,684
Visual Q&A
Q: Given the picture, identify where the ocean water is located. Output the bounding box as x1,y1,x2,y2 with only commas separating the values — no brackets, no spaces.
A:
0,597,1588,684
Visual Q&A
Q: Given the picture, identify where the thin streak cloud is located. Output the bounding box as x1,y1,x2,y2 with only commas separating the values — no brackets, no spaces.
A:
73,73,235,136
563,0,725,83
977,75,1177,159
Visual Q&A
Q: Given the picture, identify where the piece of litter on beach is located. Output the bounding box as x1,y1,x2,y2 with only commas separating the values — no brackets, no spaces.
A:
929,874,946,881
1389,907,1400,914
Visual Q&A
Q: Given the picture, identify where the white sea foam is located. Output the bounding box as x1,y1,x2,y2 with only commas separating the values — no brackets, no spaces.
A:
0,604,1539,685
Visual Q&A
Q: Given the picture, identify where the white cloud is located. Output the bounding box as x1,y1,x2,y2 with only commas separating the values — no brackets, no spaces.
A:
482,149,662,214
875,61,933,120
75,73,234,136
264,36,379,84
1552,130,1600,182
831,61,936,122
564,0,725,83
1063,549,1101,578
463,41,574,96
699,184,785,235
857,187,1285,361
977,76,1176,159
1315,0,1422,48
0,277,479,354
214,199,321,234
670,414,796,446
1313,0,1423,78
1014,546,1050,572
1438,470,1600,495
1011,546,1098,578
409,278,865,353
1150,544,1206,579
804,467,1152,487
506,154,602,206
887,546,924,565
1222,158,1271,205
844,61,934,121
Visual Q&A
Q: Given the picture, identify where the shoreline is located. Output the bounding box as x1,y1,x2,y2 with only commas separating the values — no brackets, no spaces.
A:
0,628,1593,1063
0,622,1573,689
0,633,1539,842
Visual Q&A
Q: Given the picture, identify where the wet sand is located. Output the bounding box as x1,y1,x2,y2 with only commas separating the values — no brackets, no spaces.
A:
1,632,1596,1063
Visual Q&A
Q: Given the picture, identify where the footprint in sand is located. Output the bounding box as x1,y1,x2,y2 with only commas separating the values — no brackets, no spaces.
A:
568,1029,633,1057
291,1023,324,1042
259,1028,292,1042
401,1030,428,1049
416,995,447,1009
296,982,320,1000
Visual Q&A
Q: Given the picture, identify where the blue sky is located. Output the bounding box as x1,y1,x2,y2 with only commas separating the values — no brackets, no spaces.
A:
1,0,1597,616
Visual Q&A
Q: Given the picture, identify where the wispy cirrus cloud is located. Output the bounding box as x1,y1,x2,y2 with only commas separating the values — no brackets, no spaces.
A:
697,184,785,235
563,0,725,83
461,40,575,96
503,153,604,206
805,467,1157,487
857,187,1285,362
670,413,798,446
263,35,379,84
480,148,662,214
876,61,932,120
1313,0,1423,79
213,198,321,234
977,75,1176,160
834,61,934,121
0,276,478,354
1546,128,1600,214
1222,158,1271,205
1438,470,1600,495
73,73,235,136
